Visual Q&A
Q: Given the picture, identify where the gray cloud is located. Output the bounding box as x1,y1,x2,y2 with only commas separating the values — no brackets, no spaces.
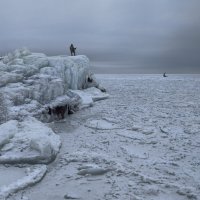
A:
0,0,200,73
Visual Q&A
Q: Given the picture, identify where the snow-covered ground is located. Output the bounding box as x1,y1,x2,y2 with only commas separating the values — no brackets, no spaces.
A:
3,74,199,200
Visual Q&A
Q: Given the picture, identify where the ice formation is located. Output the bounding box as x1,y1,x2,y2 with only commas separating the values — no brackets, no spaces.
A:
0,48,108,198
0,165,47,198
0,117,61,164
0,48,106,121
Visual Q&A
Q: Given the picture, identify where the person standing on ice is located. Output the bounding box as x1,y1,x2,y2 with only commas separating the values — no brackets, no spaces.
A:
163,72,167,77
70,44,76,56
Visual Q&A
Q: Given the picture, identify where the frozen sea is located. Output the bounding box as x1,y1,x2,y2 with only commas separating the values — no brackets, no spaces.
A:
5,74,200,200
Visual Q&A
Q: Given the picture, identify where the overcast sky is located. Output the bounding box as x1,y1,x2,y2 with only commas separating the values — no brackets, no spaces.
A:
0,0,200,73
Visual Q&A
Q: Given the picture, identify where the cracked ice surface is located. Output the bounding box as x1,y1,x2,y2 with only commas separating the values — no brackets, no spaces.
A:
0,117,60,198
7,74,200,200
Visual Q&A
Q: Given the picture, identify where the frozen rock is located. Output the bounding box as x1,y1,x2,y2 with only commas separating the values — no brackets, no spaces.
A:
72,87,109,105
0,117,61,164
2,48,30,65
78,168,110,176
70,90,94,109
78,165,111,176
23,53,49,68
64,193,80,199
0,72,23,87
0,48,105,120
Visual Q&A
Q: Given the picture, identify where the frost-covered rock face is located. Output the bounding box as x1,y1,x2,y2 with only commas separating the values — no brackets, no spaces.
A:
0,48,102,121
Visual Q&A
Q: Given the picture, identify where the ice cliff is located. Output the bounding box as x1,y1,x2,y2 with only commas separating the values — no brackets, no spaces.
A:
0,48,105,121
0,48,108,163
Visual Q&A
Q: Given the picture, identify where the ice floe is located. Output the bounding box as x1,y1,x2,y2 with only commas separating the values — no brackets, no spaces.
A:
0,117,61,164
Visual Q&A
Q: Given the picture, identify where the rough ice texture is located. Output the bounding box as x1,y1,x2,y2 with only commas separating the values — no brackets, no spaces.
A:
0,117,61,164
0,48,108,198
0,48,104,121
71,87,109,109
0,165,47,199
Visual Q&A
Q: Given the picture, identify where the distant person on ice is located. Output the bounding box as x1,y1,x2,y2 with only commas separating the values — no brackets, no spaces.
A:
163,72,167,77
70,44,76,56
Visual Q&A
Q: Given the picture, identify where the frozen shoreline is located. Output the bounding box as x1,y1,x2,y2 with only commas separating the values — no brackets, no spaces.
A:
4,74,200,200
0,49,108,199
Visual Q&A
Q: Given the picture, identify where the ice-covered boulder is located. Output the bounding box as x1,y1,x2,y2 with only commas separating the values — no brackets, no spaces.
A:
0,117,61,164
0,72,24,87
71,87,109,109
0,48,105,121
0,48,96,90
